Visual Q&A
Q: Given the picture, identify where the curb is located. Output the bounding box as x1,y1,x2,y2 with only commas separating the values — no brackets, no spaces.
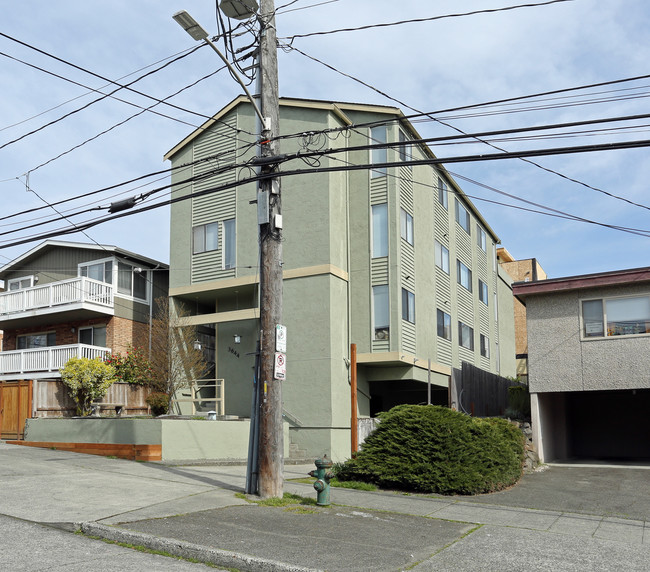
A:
78,522,321,572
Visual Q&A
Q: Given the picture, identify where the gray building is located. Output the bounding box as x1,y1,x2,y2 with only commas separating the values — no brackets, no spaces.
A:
165,96,516,461
514,267,650,462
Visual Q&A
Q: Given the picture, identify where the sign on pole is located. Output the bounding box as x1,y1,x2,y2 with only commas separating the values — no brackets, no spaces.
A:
274,352,286,380
275,324,287,353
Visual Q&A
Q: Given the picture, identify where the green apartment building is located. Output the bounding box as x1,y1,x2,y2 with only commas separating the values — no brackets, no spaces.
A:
165,96,515,461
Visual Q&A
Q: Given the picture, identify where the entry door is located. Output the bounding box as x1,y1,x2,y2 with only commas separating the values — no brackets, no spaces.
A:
0,381,32,440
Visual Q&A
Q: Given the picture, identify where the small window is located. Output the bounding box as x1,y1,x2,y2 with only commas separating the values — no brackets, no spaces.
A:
435,241,450,274
373,285,389,340
437,309,451,340
223,219,236,270
480,334,490,357
79,260,113,284
372,204,388,258
437,176,448,209
400,209,414,245
457,260,472,292
479,279,489,305
477,225,487,251
193,222,219,255
370,126,387,177
116,261,148,301
459,321,474,350
398,130,412,168
455,198,470,234
401,288,415,323
79,326,107,347
8,276,34,291
582,299,604,337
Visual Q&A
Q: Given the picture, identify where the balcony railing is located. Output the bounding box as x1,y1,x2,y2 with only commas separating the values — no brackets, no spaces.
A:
0,277,113,317
0,343,111,375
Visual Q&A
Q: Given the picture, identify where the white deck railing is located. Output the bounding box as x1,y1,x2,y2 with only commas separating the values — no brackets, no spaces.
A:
0,277,113,316
0,343,111,375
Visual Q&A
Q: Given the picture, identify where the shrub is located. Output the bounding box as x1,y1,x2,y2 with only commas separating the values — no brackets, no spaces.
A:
105,346,153,386
336,405,525,495
146,392,170,416
507,385,531,419
60,357,117,416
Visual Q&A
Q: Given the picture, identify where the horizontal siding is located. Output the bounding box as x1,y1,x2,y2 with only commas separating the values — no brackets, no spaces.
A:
455,227,472,264
372,339,390,352
402,320,416,354
457,287,474,325
371,257,389,285
399,172,414,212
437,338,452,366
370,177,388,205
400,245,415,282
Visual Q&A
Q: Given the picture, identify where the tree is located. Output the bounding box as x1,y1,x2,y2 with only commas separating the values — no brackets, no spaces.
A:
60,357,117,416
148,297,208,412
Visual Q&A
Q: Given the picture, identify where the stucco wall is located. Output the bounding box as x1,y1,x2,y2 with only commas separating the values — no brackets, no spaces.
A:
527,283,650,393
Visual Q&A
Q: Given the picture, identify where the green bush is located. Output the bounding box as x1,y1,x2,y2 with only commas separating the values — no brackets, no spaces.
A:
146,392,169,416
507,385,531,419
336,405,524,495
104,346,153,386
60,357,117,416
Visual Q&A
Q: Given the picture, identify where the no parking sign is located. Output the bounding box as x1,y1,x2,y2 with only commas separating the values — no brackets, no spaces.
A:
274,352,286,380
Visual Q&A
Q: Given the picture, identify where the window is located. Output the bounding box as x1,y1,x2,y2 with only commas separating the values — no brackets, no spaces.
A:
193,222,219,255
17,332,56,349
401,288,415,323
372,285,389,340
457,260,472,292
79,260,112,284
437,176,448,209
370,126,387,177
455,198,470,234
79,326,107,347
223,219,236,270
400,209,414,245
479,279,489,305
435,241,450,274
477,225,487,251
459,321,474,350
582,296,650,338
398,130,412,168
117,262,147,300
480,334,490,357
372,204,388,257
437,309,451,340
8,276,34,291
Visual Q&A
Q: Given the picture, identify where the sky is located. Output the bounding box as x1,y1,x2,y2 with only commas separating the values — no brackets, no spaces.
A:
1,0,650,279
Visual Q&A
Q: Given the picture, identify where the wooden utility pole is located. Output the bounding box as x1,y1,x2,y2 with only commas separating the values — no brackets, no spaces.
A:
351,344,358,455
257,0,283,499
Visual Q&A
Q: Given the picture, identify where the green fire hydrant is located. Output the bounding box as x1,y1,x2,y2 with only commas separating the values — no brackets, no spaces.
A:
308,455,333,506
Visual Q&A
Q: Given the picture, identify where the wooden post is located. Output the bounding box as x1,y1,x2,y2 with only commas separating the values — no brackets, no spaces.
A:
351,343,358,455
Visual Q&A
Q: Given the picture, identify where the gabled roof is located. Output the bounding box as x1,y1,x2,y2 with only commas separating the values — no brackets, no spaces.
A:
513,266,650,298
0,240,168,278
163,95,501,243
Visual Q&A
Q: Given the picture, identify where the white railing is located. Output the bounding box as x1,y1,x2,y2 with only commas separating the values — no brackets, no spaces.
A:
0,343,111,375
0,277,113,316
172,379,225,416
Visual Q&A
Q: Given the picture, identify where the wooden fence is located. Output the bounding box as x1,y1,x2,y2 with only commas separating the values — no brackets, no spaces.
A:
449,362,524,418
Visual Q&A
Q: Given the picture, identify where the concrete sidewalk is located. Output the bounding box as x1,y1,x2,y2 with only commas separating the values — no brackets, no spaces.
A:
2,442,650,571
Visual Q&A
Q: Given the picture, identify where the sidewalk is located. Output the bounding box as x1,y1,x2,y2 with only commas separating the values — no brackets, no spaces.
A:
2,442,650,571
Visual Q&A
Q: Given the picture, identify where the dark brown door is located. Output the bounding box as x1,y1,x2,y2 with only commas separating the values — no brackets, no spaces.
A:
0,381,32,440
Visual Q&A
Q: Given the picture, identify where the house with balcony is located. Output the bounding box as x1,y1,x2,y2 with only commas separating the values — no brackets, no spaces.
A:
0,240,168,439
164,96,516,461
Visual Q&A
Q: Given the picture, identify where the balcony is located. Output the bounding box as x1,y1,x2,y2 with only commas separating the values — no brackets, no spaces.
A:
0,277,114,328
0,343,111,380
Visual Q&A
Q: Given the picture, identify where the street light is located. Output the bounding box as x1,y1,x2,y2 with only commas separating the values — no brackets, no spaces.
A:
219,0,259,20
172,10,266,125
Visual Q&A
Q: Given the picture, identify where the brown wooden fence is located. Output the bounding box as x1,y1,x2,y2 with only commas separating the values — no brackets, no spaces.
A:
449,362,524,418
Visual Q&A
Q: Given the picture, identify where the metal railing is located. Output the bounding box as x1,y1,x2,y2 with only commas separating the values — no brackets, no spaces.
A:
0,277,113,316
172,378,225,416
0,343,111,375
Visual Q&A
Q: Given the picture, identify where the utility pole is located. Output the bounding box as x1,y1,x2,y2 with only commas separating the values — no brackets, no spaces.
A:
256,0,284,499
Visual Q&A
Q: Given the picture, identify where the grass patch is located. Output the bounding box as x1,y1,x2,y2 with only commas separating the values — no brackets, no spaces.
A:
235,491,317,507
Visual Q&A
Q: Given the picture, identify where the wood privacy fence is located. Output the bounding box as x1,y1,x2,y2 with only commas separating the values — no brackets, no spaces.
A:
450,362,524,418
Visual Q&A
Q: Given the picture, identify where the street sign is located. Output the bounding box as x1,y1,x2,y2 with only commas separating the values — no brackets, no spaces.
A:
274,352,286,380
275,324,287,353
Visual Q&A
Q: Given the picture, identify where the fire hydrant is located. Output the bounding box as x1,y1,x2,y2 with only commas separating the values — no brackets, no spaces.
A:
308,455,333,506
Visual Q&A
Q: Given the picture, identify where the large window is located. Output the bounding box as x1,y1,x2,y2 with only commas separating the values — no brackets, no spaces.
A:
435,241,450,274
437,309,451,340
437,176,448,209
372,204,388,257
400,209,414,245
79,325,107,347
459,321,474,350
478,279,489,305
17,332,56,349
582,296,650,338
118,262,147,300
193,222,219,255
477,225,487,251
455,198,470,234
372,285,389,340
223,219,236,269
370,126,387,177
457,260,472,292
401,288,415,323
79,260,112,284
480,334,490,357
